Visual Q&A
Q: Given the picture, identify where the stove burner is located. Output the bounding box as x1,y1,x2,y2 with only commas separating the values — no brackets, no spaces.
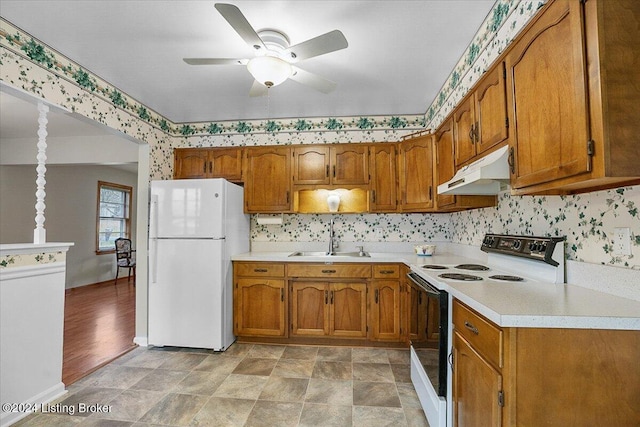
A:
439,273,483,281
455,264,490,271
422,265,448,270
489,275,524,282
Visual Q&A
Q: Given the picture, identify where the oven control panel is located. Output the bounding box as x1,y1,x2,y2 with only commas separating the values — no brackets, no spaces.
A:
481,234,565,266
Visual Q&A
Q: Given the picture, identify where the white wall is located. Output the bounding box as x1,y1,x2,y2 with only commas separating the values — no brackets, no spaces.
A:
0,164,138,288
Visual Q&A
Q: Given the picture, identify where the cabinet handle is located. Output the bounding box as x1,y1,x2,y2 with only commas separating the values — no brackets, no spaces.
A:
469,124,475,143
325,290,328,304
333,165,336,178
203,162,207,173
209,161,213,173
326,165,330,177
474,121,479,143
330,291,334,304
321,269,337,274
253,268,268,273
281,288,284,302
428,186,432,200
379,270,395,274
464,321,479,335
286,191,290,203
375,289,379,303
448,351,454,372
508,147,515,174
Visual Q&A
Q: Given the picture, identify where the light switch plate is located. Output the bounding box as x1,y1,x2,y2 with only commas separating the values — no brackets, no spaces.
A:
614,227,632,256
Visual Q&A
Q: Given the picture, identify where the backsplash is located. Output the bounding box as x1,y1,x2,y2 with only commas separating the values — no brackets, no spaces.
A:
451,186,640,268
251,213,451,244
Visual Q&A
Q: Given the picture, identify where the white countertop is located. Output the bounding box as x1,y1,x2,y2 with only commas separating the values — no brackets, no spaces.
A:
232,250,640,330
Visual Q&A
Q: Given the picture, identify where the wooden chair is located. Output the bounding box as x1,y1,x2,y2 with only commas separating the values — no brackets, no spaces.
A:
114,238,136,286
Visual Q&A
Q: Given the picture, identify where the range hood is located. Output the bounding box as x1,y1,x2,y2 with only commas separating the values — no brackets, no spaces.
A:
437,145,510,195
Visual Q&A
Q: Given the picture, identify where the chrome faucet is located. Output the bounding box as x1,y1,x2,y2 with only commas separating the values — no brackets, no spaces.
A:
328,217,337,255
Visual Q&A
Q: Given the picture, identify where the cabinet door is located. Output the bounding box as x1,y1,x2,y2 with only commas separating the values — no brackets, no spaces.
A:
370,280,402,342
434,119,456,209
244,147,291,212
329,283,367,338
453,332,502,427
331,145,370,185
370,144,398,212
291,281,329,336
453,97,476,166
399,137,434,212
506,0,590,189
235,278,286,337
475,62,508,155
210,148,243,182
293,146,330,185
173,149,210,179
407,282,427,343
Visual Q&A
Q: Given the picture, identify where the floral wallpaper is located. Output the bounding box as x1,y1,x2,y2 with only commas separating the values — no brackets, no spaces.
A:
251,213,451,244
451,186,640,268
2,3,639,272
0,251,65,269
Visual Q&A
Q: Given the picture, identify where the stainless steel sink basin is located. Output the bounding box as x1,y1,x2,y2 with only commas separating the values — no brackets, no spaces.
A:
288,251,370,258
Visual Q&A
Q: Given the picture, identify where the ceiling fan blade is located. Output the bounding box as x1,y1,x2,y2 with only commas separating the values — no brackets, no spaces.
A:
214,3,266,51
284,30,348,62
249,80,269,97
183,58,248,65
289,66,336,94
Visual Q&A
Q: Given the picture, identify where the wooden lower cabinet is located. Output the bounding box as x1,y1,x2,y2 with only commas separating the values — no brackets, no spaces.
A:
453,299,640,427
235,261,406,346
290,281,367,338
233,262,287,337
235,278,286,337
453,332,503,427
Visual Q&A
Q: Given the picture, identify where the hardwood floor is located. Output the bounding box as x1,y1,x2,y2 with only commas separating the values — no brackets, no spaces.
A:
62,278,136,385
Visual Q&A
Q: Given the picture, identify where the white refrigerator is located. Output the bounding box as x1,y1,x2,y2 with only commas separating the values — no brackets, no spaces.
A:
148,178,249,350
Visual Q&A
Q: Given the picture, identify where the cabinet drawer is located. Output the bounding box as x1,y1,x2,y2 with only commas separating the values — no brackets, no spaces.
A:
372,264,400,279
287,264,371,278
453,300,503,369
234,262,285,277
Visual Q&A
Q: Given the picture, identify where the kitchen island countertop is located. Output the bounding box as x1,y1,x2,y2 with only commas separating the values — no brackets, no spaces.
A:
232,251,640,330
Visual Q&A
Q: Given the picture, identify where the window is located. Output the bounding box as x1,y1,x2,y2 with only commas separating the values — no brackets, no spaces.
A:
96,181,132,254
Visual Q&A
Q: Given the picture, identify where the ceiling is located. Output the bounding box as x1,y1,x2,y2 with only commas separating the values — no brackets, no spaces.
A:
0,0,496,123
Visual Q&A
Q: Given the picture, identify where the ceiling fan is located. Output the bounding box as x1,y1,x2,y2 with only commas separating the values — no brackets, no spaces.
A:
183,3,348,97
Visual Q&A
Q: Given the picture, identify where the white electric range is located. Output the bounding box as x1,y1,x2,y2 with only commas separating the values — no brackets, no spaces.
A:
407,234,565,427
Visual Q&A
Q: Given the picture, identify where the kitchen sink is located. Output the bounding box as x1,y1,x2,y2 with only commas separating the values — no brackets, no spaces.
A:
288,251,370,258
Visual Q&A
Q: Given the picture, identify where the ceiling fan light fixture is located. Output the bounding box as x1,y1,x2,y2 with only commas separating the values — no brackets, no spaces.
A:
247,55,292,88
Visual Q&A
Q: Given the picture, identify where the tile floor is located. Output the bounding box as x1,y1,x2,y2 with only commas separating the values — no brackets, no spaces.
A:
15,343,430,427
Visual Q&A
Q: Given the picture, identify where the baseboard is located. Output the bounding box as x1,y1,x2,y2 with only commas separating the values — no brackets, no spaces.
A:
133,336,148,347
0,382,66,427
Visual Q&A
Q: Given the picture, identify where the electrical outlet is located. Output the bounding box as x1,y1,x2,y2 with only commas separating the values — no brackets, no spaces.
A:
614,227,632,256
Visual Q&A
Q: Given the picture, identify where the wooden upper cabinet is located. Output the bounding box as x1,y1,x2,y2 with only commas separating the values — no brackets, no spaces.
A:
398,136,434,212
506,0,640,194
506,0,590,190
369,144,398,212
454,62,508,167
173,148,210,179
434,120,456,209
244,146,292,212
331,145,369,185
173,147,243,182
292,146,330,185
292,145,369,186
209,148,243,182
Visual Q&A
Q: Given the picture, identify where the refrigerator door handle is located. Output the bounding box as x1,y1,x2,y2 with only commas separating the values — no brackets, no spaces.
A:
150,195,159,284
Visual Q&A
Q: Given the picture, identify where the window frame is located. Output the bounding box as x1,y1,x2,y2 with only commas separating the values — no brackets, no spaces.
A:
96,181,133,255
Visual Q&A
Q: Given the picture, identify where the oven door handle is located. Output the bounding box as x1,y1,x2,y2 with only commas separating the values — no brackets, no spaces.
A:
406,273,441,297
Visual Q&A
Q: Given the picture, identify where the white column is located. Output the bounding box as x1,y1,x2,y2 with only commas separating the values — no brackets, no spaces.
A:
33,102,49,244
